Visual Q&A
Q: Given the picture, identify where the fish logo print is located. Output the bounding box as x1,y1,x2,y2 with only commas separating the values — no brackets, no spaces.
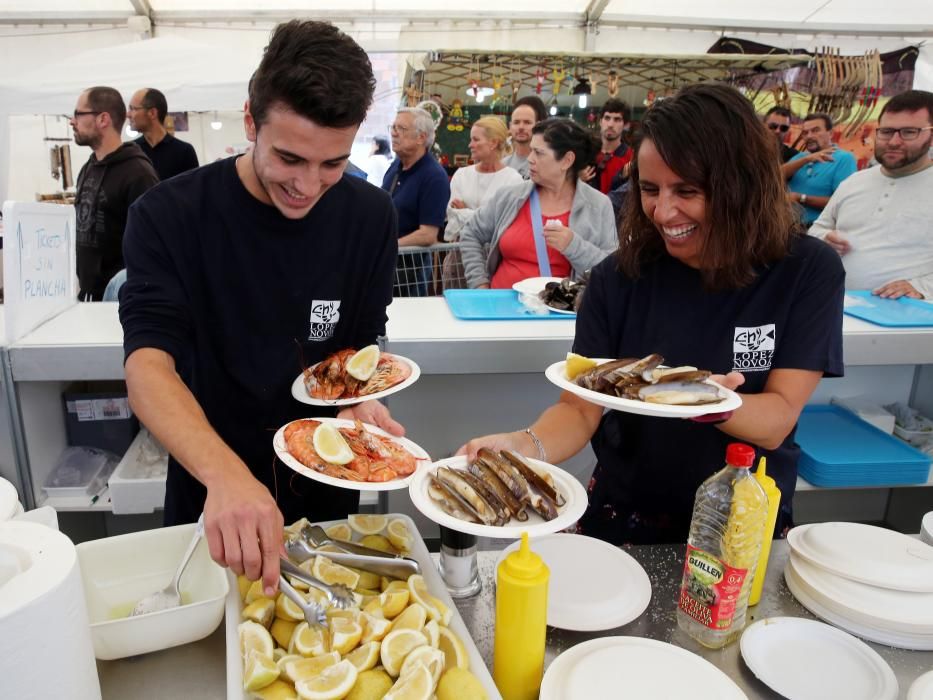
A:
732,324,775,372
308,300,341,341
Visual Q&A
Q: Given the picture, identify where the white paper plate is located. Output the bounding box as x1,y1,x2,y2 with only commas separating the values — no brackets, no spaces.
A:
787,522,933,593
224,514,502,700
909,670,933,700
740,617,898,700
273,417,431,492
497,534,651,631
513,277,578,316
512,276,563,296
408,455,588,539
545,359,743,418
540,636,746,700
789,552,933,634
922,511,933,547
784,563,933,651
291,353,421,406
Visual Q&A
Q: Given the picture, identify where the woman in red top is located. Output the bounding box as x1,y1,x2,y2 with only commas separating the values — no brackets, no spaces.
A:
459,118,617,290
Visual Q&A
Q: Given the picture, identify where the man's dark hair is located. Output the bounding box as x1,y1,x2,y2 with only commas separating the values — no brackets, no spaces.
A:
879,89,933,123
86,86,127,132
531,117,599,178
373,136,391,156
141,88,168,124
803,112,833,130
249,20,375,129
600,98,630,122
512,95,547,123
619,83,795,291
764,106,793,120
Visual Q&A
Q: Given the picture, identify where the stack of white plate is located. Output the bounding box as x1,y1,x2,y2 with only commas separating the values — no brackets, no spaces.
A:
785,522,933,650
922,511,933,546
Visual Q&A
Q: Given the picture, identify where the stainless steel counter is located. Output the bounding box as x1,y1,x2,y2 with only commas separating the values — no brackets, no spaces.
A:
97,540,933,699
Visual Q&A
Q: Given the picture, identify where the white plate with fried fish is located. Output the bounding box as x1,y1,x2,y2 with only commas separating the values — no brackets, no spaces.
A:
545,358,743,419
409,453,588,539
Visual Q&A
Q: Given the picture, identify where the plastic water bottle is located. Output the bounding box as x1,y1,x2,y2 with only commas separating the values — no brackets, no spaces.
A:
677,443,768,648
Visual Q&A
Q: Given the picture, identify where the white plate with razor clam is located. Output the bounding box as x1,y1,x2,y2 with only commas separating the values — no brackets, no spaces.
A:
408,451,588,539
546,353,743,418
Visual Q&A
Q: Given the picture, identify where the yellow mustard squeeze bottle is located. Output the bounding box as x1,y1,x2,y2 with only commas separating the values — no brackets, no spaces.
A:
493,532,549,700
749,457,782,606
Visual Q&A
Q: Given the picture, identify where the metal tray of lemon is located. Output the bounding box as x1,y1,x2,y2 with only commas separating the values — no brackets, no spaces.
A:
225,513,499,699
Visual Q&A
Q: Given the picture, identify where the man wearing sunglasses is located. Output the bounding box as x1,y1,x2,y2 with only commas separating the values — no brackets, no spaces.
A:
71,86,158,301
809,90,933,300
763,106,799,163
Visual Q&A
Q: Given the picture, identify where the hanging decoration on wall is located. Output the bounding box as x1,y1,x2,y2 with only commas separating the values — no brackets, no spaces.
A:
535,65,545,94
552,61,567,97
416,100,444,130
511,58,523,104
606,69,620,97
447,99,465,131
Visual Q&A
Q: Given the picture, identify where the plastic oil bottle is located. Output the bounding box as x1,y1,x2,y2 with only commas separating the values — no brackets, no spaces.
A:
749,457,782,607
493,532,549,700
677,443,769,648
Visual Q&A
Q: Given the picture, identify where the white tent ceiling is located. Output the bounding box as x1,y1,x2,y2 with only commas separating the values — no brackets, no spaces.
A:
0,1,930,37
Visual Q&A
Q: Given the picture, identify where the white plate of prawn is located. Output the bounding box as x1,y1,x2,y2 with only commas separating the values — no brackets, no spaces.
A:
291,349,421,407
409,454,588,539
273,417,432,491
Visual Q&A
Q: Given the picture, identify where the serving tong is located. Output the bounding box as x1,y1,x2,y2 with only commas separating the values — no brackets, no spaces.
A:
284,524,421,581
278,557,356,628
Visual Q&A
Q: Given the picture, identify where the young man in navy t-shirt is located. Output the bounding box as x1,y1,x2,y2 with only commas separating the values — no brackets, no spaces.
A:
119,21,402,599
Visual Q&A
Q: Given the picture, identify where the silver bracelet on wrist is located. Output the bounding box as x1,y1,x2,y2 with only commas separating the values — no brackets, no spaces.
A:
524,428,547,462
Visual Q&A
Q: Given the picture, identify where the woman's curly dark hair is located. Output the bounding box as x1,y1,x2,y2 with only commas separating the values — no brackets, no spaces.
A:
618,83,798,290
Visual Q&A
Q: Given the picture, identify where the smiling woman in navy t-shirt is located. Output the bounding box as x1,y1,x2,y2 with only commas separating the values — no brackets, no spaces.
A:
460,84,845,545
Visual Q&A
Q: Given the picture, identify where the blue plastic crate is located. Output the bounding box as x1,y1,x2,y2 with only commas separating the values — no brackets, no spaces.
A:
796,405,932,487
443,289,575,321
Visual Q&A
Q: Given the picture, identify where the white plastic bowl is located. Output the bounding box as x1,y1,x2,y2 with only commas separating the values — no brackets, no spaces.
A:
76,522,228,660
923,512,933,547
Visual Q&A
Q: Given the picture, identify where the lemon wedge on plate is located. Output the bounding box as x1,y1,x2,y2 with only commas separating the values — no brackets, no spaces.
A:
386,519,414,553
346,345,381,381
240,620,275,659
324,523,353,542
244,649,280,691
313,423,354,465
565,352,597,380
348,513,388,536
295,659,358,700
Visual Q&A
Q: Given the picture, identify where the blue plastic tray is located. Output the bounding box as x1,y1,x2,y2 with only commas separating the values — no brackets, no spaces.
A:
796,405,931,487
443,289,575,321
843,290,933,328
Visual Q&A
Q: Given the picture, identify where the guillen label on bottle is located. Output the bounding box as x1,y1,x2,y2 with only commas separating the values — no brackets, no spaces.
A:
678,545,748,630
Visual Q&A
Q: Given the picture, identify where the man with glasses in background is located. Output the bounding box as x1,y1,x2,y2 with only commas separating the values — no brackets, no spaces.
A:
783,112,857,225
71,86,158,300
809,90,933,299
382,107,449,296
763,106,800,162
127,88,199,181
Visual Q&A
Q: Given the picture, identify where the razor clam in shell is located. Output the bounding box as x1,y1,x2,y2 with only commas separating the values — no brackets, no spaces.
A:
427,451,566,527
575,353,726,406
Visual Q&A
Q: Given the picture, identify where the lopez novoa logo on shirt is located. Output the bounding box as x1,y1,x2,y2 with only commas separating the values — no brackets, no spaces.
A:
308,300,341,342
733,324,775,372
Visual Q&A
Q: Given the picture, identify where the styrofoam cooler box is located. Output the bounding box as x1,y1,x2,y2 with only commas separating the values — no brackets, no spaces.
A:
108,429,168,514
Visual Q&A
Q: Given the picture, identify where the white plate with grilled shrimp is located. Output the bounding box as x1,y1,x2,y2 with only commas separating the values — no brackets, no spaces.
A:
291,350,421,407
273,417,432,491
545,354,743,419
409,451,588,539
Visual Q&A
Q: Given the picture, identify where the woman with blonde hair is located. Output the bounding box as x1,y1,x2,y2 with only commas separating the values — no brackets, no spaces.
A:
445,116,524,242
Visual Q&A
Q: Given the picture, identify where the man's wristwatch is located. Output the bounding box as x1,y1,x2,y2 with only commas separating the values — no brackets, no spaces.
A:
800,193,808,205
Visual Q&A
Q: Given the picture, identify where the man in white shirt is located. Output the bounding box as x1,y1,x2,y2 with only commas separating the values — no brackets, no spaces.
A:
809,90,933,299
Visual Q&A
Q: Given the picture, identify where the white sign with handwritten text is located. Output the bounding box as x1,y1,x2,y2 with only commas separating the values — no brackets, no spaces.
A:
2,201,76,344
